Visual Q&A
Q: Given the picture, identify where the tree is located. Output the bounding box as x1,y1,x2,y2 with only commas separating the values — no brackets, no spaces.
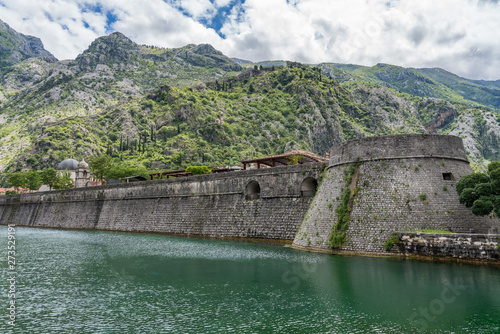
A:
53,171,74,190
40,168,58,190
88,155,114,182
7,172,27,192
158,126,176,141
25,170,42,191
186,166,211,175
459,188,478,207
456,172,489,195
456,162,500,216
488,161,500,174
471,198,494,216
107,164,148,180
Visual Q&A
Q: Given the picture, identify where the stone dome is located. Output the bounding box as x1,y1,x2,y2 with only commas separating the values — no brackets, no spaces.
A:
56,158,79,171
78,159,89,169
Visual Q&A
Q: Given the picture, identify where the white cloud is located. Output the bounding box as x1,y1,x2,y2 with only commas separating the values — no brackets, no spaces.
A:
0,0,499,79
177,0,216,19
0,0,104,60
218,0,500,79
104,0,224,48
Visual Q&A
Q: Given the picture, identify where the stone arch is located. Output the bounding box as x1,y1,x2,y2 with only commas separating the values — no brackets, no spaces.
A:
245,180,261,200
301,177,318,197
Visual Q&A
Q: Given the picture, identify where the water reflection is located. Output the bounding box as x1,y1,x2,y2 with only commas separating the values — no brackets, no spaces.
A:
1,226,499,333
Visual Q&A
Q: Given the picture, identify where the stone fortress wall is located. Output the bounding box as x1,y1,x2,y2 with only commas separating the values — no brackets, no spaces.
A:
1,134,499,259
293,134,500,253
0,163,325,240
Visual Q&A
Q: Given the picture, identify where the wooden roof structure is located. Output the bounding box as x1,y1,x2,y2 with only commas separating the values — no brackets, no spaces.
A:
211,166,243,173
149,169,193,180
147,151,327,180
240,150,328,170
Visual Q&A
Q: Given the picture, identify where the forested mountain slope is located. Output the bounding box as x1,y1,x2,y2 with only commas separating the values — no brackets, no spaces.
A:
0,23,499,183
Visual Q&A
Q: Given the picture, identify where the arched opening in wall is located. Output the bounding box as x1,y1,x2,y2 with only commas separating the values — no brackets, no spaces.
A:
301,177,318,197
245,181,261,200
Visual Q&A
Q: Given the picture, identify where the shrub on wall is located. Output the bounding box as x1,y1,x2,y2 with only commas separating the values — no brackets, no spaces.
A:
384,234,400,251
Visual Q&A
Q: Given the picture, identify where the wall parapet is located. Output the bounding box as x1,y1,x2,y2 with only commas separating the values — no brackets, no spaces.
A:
329,134,468,167
0,162,325,241
396,232,500,261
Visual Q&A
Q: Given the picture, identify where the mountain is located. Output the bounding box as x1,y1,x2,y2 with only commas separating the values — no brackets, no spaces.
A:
0,19,56,67
0,31,243,176
413,67,500,110
230,58,253,65
0,32,242,119
0,25,499,183
320,63,500,110
4,65,500,179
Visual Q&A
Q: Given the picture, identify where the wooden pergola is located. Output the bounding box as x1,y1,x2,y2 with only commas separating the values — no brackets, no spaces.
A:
149,169,193,180
147,150,327,180
240,150,328,170
211,166,243,173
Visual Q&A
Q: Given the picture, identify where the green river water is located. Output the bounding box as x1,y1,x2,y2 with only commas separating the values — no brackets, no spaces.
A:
1,226,499,333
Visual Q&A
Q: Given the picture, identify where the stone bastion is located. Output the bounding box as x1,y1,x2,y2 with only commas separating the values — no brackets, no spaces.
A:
328,134,468,166
293,134,500,253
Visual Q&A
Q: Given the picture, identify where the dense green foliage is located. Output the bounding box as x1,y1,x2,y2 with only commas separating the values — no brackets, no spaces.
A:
1,24,500,185
456,162,500,216
7,168,73,191
53,171,74,190
87,155,148,181
39,168,58,189
456,173,490,195
88,155,114,182
7,171,42,191
185,166,211,175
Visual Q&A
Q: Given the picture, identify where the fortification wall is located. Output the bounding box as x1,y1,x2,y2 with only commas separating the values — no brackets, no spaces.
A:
293,134,500,253
396,232,499,261
0,163,325,240
3,134,499,258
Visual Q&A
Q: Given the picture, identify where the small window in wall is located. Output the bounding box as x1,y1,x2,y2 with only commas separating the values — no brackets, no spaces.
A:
301,177,318,197
245,181,261,200
443,173,455,181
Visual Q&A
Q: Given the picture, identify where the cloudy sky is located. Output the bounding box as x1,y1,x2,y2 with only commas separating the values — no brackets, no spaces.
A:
1,0,499,80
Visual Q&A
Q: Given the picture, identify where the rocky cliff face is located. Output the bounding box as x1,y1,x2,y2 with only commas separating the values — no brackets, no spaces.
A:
0,19,56,67
75,32,140,71
0,23,499,180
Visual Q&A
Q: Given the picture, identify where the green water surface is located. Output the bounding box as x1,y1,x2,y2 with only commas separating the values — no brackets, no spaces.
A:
1,226,499,333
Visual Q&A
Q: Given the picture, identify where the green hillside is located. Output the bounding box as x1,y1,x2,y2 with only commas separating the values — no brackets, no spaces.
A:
321,62,500,110
414,68,500,109
4,65,500,182
1,25,500,183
